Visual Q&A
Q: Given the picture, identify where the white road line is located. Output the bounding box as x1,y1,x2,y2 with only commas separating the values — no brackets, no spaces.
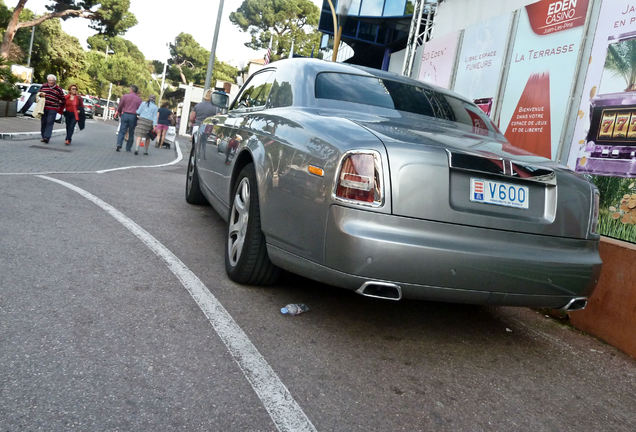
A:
37,174,317,432
95,140,183,173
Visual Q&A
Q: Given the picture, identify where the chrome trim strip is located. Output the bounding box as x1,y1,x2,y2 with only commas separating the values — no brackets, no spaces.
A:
561,297,588,312
356,281,403,301
446,150,557,185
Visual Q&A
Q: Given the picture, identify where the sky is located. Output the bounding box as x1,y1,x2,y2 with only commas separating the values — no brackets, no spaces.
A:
7,0,324,67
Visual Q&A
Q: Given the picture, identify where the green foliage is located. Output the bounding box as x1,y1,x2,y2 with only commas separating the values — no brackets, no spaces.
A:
605,39,636,91
166,33,238,86
45,0,137,36
597,210,636,243
229,0,322,60
168,32,208,84
87,34,144,61
592,176,636,244
84,46,153,99
592,175,632,209
0,56,21,100
28,19,87,86
213,59,238,84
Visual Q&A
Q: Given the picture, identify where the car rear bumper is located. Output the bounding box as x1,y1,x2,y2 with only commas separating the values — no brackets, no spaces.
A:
278,205,601,308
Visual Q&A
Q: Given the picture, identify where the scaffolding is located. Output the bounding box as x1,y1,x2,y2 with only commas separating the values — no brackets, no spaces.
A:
401,0,439,77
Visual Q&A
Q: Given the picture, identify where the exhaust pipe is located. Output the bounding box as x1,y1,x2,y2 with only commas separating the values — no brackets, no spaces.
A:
356,281,402,301
561,297,588,312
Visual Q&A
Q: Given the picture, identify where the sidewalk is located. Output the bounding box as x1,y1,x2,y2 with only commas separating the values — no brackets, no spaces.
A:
0,115,65,140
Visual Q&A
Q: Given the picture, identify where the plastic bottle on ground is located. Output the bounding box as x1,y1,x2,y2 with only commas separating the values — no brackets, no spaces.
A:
280,304,310,315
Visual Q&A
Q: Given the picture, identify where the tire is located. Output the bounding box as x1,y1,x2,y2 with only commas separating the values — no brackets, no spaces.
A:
185,146,208,205
225,164,279,285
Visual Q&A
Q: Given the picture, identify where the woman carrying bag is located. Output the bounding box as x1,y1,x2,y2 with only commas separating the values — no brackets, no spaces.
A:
63,85,84,146
134,95,158,155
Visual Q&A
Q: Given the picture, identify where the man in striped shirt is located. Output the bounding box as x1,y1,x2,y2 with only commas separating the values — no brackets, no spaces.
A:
39,74,65,143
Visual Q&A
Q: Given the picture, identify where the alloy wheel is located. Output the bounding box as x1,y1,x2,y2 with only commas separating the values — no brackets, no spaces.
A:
228,178,250,266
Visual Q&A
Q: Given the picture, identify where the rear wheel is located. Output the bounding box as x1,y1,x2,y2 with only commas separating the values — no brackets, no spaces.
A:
225,164,279,285
185,146,207,205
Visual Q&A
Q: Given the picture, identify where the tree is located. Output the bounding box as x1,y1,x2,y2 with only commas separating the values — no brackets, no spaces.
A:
84,39,154,99
0,56,21,100
1,0,137,59
167,32,208,85
87,33,145,62
229,0,322,61
166,33,238,86
28,18,90,89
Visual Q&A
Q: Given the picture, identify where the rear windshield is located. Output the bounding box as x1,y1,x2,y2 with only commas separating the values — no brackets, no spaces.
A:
315,72,495,134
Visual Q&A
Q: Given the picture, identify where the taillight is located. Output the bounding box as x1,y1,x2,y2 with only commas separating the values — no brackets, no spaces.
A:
335,152,383,206
590,190,600,235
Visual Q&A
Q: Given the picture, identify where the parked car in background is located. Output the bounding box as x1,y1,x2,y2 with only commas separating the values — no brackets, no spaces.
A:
93,98,116,117
16,83,40,113
185,58,602,311
82,96,95,119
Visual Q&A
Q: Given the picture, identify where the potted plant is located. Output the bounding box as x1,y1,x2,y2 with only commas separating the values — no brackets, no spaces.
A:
0,58,21,117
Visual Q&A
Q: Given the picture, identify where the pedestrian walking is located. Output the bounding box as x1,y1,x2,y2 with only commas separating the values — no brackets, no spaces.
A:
155,102,172,148
134,95,158,155
189,89,220,133
115,85,142,152
38,74,65,144
63,84,84,145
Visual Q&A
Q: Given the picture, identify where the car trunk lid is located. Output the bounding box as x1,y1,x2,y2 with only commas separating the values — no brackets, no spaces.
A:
352,116,593,239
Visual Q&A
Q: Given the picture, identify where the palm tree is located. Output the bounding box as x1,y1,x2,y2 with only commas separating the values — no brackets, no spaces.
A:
605,38,636,91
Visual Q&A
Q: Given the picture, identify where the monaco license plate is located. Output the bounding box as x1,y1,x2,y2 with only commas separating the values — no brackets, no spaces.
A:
470,178,529,209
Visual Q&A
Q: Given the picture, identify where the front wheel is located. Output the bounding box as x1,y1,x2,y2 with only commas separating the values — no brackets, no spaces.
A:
225,164,279,285
185,146,207,205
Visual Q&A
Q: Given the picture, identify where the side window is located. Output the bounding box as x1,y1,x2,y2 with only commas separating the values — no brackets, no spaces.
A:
269,79,293,108
232,70,275,110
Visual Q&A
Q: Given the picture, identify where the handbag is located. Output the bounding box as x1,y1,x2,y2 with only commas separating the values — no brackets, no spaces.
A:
32,95,46,119
147,127,157,141
78,106,86,130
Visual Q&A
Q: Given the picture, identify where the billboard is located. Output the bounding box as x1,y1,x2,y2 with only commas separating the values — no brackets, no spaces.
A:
564,0,636,243
568,1,636,178
417,31,460,89
498,0,589,159
453,14,512,116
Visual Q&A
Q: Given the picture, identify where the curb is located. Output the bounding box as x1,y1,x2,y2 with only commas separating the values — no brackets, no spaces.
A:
1,129,65,141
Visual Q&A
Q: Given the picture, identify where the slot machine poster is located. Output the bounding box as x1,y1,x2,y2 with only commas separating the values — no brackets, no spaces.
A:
417,31,460,89
498,0,589,160
567,0,636,178
453,14,512,116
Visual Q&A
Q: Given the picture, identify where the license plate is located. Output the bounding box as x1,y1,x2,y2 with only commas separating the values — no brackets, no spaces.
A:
470,178,529,209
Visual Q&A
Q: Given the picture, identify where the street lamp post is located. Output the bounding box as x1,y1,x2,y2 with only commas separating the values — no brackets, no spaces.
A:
158,59,168,106
204,0,224,91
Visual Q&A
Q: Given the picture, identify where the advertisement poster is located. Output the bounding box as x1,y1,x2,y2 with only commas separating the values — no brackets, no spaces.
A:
417,31,460,89
566,0,636,243
453,14,512,116
10,64,32,83
498,0,589,160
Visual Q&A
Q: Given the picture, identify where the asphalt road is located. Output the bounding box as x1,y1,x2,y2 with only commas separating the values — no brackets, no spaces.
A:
1,122,635,431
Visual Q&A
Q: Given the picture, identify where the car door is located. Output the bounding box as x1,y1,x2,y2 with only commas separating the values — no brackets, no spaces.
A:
204,69,276,206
